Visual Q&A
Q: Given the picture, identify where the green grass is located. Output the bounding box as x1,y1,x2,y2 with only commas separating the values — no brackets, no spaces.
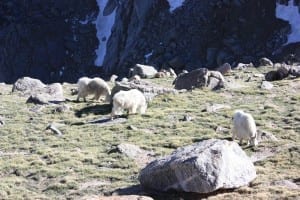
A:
0,67,299,199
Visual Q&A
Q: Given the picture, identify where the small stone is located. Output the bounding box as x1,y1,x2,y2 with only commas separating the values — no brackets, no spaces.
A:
127,125,138,130
259,57,273,67
261,81,273,90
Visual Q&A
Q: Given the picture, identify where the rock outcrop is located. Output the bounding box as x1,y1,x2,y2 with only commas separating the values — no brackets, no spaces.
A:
173,68,224,90
139,139,256,194
12,77,64,103
0,0,299,83
265,64,300,81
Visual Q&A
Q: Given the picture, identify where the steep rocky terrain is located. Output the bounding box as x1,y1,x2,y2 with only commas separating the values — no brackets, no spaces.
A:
0,0,300,83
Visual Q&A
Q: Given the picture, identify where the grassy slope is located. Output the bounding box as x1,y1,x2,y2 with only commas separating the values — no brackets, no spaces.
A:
0,67,299,199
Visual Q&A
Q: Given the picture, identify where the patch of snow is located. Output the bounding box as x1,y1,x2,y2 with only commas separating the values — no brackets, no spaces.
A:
94,0,117,66
166,0,185,12
144,51,153,63
59,66,65,77
276,0,300,44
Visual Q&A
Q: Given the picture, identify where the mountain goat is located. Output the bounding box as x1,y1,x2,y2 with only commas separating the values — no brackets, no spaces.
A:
77,77,111,102
111,89,147,119
232,110,258,146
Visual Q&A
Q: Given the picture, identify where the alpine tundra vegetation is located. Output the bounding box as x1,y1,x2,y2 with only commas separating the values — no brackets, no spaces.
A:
0,66,299,199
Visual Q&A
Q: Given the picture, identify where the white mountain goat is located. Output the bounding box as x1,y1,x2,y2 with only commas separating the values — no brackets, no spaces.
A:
76,77,111,102
232,110,258,146
111,89,147,119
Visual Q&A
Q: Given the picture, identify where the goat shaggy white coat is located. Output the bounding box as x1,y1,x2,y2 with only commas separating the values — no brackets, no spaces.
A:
111,89,147,118
232,110,258,146
77,77,111,102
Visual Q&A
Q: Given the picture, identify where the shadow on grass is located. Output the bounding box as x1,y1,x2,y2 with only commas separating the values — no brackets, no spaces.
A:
113,185,236,200
75,104,112,117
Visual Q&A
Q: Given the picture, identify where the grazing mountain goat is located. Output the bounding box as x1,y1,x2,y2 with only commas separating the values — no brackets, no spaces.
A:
232,110,258,146
77,77,111,102
111,89,147,119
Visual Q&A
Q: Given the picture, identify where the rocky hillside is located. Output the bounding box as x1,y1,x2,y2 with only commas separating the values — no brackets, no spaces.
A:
0,0,300,83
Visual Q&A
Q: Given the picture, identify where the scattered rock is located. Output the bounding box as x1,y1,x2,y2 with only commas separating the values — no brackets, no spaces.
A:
235,63,254,70
12,77,45,94
208,71,225,89
257,130,278,142
139,139,256,194
13,77,65,103
173,68,225,90
154,71,169,78
26,94,49,105
71,88,78,95
253,73,265,78
110,74,118,83
46,123,64,136
216,126,230,134
0,116,4,126
205,103,231,113
265,64,291,81
128,75,141,82
271,179,299,190
168,68,177,78
278,65,291,78
259,57,273,67
274,63,282,69
52,104,72,113
121,78,129,82
250,146,280,163
289,65,300,77
265,71,280,81
127,125,138,131
173,68,208,90
129,64,158,78
155,68,177,79
110,143,154,167
181,115,193,122
260,81,273,90
217,63,232,75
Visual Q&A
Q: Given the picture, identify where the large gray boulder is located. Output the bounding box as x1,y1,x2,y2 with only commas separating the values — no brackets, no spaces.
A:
173,68,224,90
129,64,158,78
12,77,64,103
173,68,208,90
12,77,46,94
139,139,256,194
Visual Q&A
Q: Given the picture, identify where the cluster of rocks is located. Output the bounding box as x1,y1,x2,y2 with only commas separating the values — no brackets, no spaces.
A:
172,68,225,90
12,77,64,104
265,64,300,81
